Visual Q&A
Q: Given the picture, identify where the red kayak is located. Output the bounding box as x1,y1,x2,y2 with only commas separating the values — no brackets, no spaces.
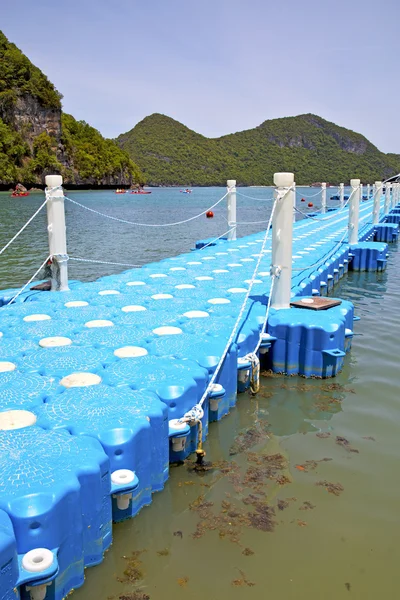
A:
11,192,29,197
131,190,152,194
115,190,127,194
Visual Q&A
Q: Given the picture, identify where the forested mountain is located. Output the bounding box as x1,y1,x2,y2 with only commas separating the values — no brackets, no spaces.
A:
0,31,143,187
117,113,400,186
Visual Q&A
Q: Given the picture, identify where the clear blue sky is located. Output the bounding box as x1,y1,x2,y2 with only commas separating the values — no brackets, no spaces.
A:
2,0,400,152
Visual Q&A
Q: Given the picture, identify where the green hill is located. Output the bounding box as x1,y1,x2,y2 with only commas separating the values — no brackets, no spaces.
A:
0,30,143,187
117,113,400,186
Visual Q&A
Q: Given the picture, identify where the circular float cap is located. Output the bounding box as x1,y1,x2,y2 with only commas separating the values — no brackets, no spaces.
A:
121,305,147,312
98,290,120,296
39,336,72,348
114,346,148,358
301,298,314,304
0,361,16,372
187,261,202,265
0,410,37,431
151,294,173,300
126,281,146,286
183,310,209,318
273,172,294,187
111,469,135,485
212,269,229,274
85,320,114,328
207,298,230,305
150,273,167,278
175,284,195,289
60,372,102,388
153,326,182,336
23,314,51,322
196,276,213,281
228,287,248,293
22,548,54,573
65,300,89,308
210,383,223,393
169,267,186,271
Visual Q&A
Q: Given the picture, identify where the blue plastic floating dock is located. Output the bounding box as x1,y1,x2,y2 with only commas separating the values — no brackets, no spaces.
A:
0,192,398,599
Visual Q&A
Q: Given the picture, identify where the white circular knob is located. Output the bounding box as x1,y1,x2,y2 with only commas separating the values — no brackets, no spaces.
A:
22,548,54,573
111,469,135,485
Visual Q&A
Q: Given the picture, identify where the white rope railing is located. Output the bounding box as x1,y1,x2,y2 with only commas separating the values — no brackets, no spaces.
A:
179,186,295,425
294,187,357,225
295,188,323,199
198,227,236,251
236,190,273,201
7,255,51,305
68,256,142,268
64,190,230,227
0,198,48,257
292,228,349,272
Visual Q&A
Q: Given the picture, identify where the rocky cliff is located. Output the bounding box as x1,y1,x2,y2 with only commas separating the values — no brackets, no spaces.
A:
0,31,142,187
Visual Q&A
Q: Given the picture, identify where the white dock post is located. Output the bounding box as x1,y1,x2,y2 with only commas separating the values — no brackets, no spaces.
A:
270,172,294,309
384,182,391,214
227,179,237,242
321,182,327,214
360,182,363,202
339,183,344,207
348,178,361,245
366,183,370,200
45,175,69,291
293,181,296,223
394,183,399,208
372,181,382,224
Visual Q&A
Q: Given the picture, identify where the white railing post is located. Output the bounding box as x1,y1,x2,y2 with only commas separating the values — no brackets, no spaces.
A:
293,181,296,223
360,182,363,202
384,182,391,214
366,183,370,199
227,179,237,241
372,181,382,224
391,183,396,209
271,172,294,309
45,174,69,291
339,183,344,207
321,182,327,213
394,183,399,208
348,179,361,245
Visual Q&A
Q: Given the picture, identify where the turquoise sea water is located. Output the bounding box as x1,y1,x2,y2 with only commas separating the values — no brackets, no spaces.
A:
0,186,338,289
1,186,397,600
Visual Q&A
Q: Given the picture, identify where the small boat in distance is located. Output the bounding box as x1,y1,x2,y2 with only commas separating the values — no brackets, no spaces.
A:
131,190,152,194
115,189,127,194
180,189,192,194
11,190,29,198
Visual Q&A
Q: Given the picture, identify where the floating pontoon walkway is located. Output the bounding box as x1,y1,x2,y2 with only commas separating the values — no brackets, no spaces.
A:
0,178,398,600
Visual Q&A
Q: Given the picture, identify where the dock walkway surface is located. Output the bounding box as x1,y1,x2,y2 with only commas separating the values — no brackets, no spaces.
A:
0,193,392,600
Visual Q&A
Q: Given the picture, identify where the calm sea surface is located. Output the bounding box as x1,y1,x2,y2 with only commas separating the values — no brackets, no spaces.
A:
1,187,398,600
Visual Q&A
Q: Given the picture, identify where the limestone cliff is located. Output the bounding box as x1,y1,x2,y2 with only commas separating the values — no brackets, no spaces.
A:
0,30,143,187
